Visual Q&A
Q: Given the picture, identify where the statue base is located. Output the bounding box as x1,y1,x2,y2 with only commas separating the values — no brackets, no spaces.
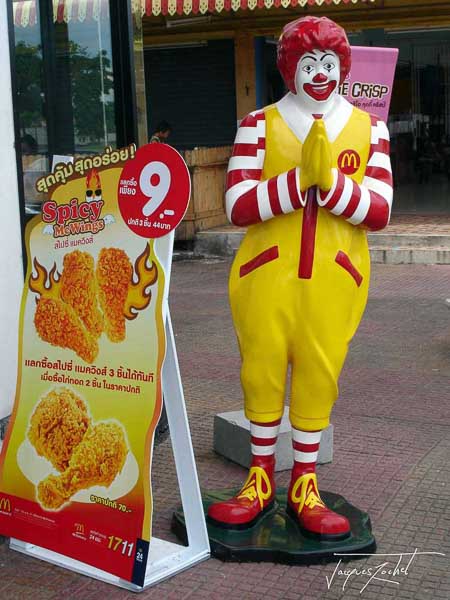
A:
172,488,376,564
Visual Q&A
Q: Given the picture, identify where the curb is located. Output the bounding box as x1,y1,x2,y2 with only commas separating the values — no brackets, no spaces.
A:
194,231,450,264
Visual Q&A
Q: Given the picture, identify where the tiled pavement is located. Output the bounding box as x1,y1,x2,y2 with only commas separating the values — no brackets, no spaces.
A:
369,214,450,235
1,260,449,599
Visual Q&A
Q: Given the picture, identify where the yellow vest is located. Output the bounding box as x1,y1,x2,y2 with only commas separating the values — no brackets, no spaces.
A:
232,103,372,282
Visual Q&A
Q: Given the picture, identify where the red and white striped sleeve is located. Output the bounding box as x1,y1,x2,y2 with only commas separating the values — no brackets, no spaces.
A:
317,115,393,231
225,110,306,227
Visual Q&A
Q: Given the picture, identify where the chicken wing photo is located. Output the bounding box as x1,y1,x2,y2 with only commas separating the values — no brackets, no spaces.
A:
60,250,103,338
28,387,90,472
34,296,98,363
37,421,128,510
96,248,132,343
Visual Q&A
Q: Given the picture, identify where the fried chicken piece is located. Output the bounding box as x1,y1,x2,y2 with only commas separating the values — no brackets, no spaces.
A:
37,422,128,510
34,297,98,363
96,248,132,343
28,387,90,471
60,250,103,338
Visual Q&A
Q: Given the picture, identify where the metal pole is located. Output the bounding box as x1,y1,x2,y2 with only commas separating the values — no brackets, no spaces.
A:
0,2,24,420
97,12,108,145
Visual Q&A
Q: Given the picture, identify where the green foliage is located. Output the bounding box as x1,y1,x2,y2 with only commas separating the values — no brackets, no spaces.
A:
14,42,44,133
68,41,115,142
14,37,115,147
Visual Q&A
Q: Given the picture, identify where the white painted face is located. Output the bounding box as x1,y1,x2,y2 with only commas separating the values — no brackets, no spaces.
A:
295,49,340,110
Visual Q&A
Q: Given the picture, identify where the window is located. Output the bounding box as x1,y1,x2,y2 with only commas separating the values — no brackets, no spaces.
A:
386,30,450,213
11,0,49,214
10,0,119,217
53,3,116,154
145,40,237,150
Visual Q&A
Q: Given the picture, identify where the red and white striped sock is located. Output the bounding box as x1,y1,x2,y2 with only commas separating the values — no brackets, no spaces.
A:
291,428,322,476
250,419,281,458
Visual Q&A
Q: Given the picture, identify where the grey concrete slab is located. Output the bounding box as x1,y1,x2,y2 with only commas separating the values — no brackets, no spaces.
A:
370,246,450,264
214,406,333,471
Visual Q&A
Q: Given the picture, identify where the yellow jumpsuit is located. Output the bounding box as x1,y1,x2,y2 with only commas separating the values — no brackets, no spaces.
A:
229,104,372,431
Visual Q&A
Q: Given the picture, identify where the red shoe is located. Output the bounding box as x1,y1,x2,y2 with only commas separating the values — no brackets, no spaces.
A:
207,456,276,529
287,472,350,540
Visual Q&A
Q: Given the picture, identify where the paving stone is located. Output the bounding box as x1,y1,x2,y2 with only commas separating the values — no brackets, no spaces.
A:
0,261,449,599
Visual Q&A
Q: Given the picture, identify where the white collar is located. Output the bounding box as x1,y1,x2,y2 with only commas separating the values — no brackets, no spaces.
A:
275,93,354,144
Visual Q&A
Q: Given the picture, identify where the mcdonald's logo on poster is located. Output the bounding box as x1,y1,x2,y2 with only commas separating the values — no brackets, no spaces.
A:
75,523,85,535
0,496,11,514
338,149,361,175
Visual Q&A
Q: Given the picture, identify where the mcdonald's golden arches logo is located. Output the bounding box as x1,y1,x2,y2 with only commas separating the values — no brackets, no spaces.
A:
0,496,11,513
338,149,361,175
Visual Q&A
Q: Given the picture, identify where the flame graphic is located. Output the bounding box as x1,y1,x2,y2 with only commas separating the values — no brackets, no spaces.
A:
86,168,101,190
124,244,158,320
29,258,61,300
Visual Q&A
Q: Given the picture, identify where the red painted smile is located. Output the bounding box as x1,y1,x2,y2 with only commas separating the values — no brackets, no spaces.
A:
303,80,337,101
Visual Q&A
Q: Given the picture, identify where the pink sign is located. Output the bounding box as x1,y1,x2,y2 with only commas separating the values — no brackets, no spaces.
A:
340,46,399,123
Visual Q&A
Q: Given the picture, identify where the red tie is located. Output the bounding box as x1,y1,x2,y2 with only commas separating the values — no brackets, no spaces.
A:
298,115,323,278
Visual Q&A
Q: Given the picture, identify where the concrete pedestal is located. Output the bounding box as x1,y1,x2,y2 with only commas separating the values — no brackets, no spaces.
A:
173,487,376,563
214,407,333,471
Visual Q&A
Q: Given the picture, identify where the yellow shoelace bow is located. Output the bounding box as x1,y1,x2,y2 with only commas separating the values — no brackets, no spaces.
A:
237,466,272,509
290,472,326,514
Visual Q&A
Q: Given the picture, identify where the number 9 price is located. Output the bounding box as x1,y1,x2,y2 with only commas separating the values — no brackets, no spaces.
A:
139,161,171,217
118,143,190,238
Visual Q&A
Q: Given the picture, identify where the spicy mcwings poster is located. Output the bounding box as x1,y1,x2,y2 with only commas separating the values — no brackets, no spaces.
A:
0,144,190,586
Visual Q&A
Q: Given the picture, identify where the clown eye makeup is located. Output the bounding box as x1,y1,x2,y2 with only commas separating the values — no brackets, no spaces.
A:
302,65,314,74
323,62,335,72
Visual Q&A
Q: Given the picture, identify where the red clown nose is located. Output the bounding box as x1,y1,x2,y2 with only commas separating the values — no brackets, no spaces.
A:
312,73,328,83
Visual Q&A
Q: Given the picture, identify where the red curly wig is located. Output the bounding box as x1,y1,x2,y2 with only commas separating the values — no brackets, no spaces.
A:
277,16,351,94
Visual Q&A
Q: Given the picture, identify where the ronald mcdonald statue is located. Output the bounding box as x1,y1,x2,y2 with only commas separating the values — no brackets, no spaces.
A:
208,16,393,539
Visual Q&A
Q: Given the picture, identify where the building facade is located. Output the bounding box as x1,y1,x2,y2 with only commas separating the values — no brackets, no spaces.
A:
8,0,450,224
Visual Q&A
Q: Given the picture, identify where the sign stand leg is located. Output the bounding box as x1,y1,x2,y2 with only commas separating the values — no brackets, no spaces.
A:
142,309,210,587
